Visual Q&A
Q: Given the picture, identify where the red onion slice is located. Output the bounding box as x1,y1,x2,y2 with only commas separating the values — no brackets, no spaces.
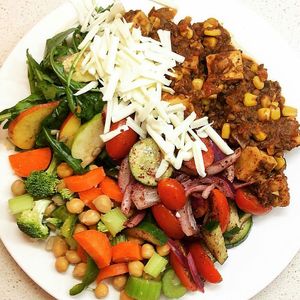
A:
131,182,160,210
125,211,146,228
185,184,208,198
206,148,241,176
200,176,235,199
201,183,216,199
118,156,133,193
233,181,253,190
167,239,189,268
187,252,205,292
177,201,200,236
121,183,133,216
223,164,235,182
211,141,226,162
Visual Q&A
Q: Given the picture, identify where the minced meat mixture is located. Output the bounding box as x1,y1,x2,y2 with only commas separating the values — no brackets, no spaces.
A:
124,8,300,207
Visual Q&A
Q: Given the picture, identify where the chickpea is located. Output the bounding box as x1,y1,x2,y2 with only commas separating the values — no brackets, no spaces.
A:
128,261,144,277
57,162,74,178
141,244,155,259
73,262,87,279
65,250,81,264
120,290,133,300
52,237,68,257
66,198,85,214
80,210,101,226
74,223,87,234
52,195,65,206
156,244,170,257
55,256,69,273
94,283,109,299
11,179,26,196
112,275,127,291
93,195,112,213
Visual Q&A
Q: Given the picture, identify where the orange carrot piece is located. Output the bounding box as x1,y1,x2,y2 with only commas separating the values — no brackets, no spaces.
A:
112,241,142,263
64,167,106,192
77,245,87,263
96,263,129,283
100,177,123,202
74,230,112,269
78,187,103,210
9,147,52,177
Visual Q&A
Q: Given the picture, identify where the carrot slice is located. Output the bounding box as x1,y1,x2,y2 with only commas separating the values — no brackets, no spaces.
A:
64,167,106,192
78,187,103,210
77,245,87,263
74,230,112,268
100,177,123,202
112,241,142,263
9,147,52,177
96,263,129,283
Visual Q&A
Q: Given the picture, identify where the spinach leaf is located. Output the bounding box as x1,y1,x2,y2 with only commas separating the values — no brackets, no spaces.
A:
69,256,99,296
42,127,86,174
96,149,119,179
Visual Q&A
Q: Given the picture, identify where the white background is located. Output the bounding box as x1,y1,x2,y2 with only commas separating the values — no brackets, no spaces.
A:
0,0,299,299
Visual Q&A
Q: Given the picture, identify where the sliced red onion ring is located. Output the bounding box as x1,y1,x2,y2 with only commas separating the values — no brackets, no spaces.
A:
121,183,133,216
131,182,160,210
185,184,208,198
223,164,235,182
201,183,216,199
125,211,146,228
118,156,133,193
211,141,226,162
167,239,188,268
200,176,235,199
187,252,205,292
206,148,241,176
177,201,200,236
233,181,254,190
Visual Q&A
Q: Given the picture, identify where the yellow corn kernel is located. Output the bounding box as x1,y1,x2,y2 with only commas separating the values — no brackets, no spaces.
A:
221,123,231,139
275,157,286,170
192,78,204,91
253,76,264,90
271,107,281,120
254,131,267,141
250,63,258,73
282,106,298,117
203,37,218,48
204,29,221,36
257,108,271,121
261,95,271,108
243,93,258,107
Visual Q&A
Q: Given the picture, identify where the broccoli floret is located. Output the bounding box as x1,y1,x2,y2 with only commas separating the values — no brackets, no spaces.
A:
17,199,51,239
59,188,74,200
25,156,59,198
45,217,63,228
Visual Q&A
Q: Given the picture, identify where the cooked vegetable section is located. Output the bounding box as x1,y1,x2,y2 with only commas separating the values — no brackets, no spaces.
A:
1,1,299,300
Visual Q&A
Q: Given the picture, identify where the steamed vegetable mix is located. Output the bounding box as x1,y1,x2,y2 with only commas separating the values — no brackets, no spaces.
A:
2,1,297,300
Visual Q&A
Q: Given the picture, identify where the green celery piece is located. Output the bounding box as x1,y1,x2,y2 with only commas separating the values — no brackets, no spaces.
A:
125,276,162,300
101,208,127,237
8,194,34,215
51,205,70,222
110,234,127,246
162,269,187,299
144,252,168,278
60,214,77,239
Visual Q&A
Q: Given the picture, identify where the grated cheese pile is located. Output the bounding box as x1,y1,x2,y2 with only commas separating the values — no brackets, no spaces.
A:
70,0,234,177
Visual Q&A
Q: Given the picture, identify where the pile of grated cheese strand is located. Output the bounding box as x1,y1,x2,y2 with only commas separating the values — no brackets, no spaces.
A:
70,0,233,178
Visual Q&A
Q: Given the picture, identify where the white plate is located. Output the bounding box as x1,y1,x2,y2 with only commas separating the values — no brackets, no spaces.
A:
0,0,299,299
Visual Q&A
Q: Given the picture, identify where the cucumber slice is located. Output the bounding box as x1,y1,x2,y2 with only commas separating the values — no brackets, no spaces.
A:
71,113,104,167
162,269,187,299
202,223,228,265
126,221,168,246
144,252,168,278
129,138,173,186
101,208,127,237
225,216,253,249
227,201,241,231
125,276,162,300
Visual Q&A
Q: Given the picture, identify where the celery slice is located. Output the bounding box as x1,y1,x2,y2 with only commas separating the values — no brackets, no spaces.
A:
60,214,77,238
125,276,162,300
162,269,187,299
144,252,168,278
110,234,127,246
8,194,34,215
101,207,127,237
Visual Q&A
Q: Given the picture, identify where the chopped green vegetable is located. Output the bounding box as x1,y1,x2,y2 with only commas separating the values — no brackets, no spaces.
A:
60,214,77,238
125,276,162,300
97,221,109,233
8,194,34,215
110,234,127,246
69,256,99,296
45,217,63,228
101,208,127,237
51,205,70,222
144,252,168,278
16,199,51,239
162,269,187,299
59,188,74,200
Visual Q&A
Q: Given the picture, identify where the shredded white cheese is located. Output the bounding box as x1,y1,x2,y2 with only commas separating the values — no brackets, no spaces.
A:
74,81,98,96
155,159,170,179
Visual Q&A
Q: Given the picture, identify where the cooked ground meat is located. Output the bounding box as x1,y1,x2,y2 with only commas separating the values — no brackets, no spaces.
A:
124,8,300,207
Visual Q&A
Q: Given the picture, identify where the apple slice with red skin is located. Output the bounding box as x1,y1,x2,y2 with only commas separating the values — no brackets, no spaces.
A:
59,112,81,148
8,101,60,150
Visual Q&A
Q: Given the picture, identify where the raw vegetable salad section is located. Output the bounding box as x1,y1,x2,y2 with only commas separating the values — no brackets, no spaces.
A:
1,0,299,300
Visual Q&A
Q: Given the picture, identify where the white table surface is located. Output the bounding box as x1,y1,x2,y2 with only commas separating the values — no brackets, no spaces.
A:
0,0,299,299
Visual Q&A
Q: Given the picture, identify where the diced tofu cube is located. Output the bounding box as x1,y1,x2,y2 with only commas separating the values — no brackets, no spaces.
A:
235,146,277,182
206,50,244,80
162,93,194,113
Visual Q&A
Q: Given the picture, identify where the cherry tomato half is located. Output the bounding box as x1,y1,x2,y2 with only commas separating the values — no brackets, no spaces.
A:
211,189,230,233
235,188,272,215
151,204,185,239
170,251,197,291
157,178,187,211
106,119,138,160
189,243,222,284
184,138,214,172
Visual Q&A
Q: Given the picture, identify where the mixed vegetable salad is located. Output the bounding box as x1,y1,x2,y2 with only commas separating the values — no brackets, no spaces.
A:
1,1,298,299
